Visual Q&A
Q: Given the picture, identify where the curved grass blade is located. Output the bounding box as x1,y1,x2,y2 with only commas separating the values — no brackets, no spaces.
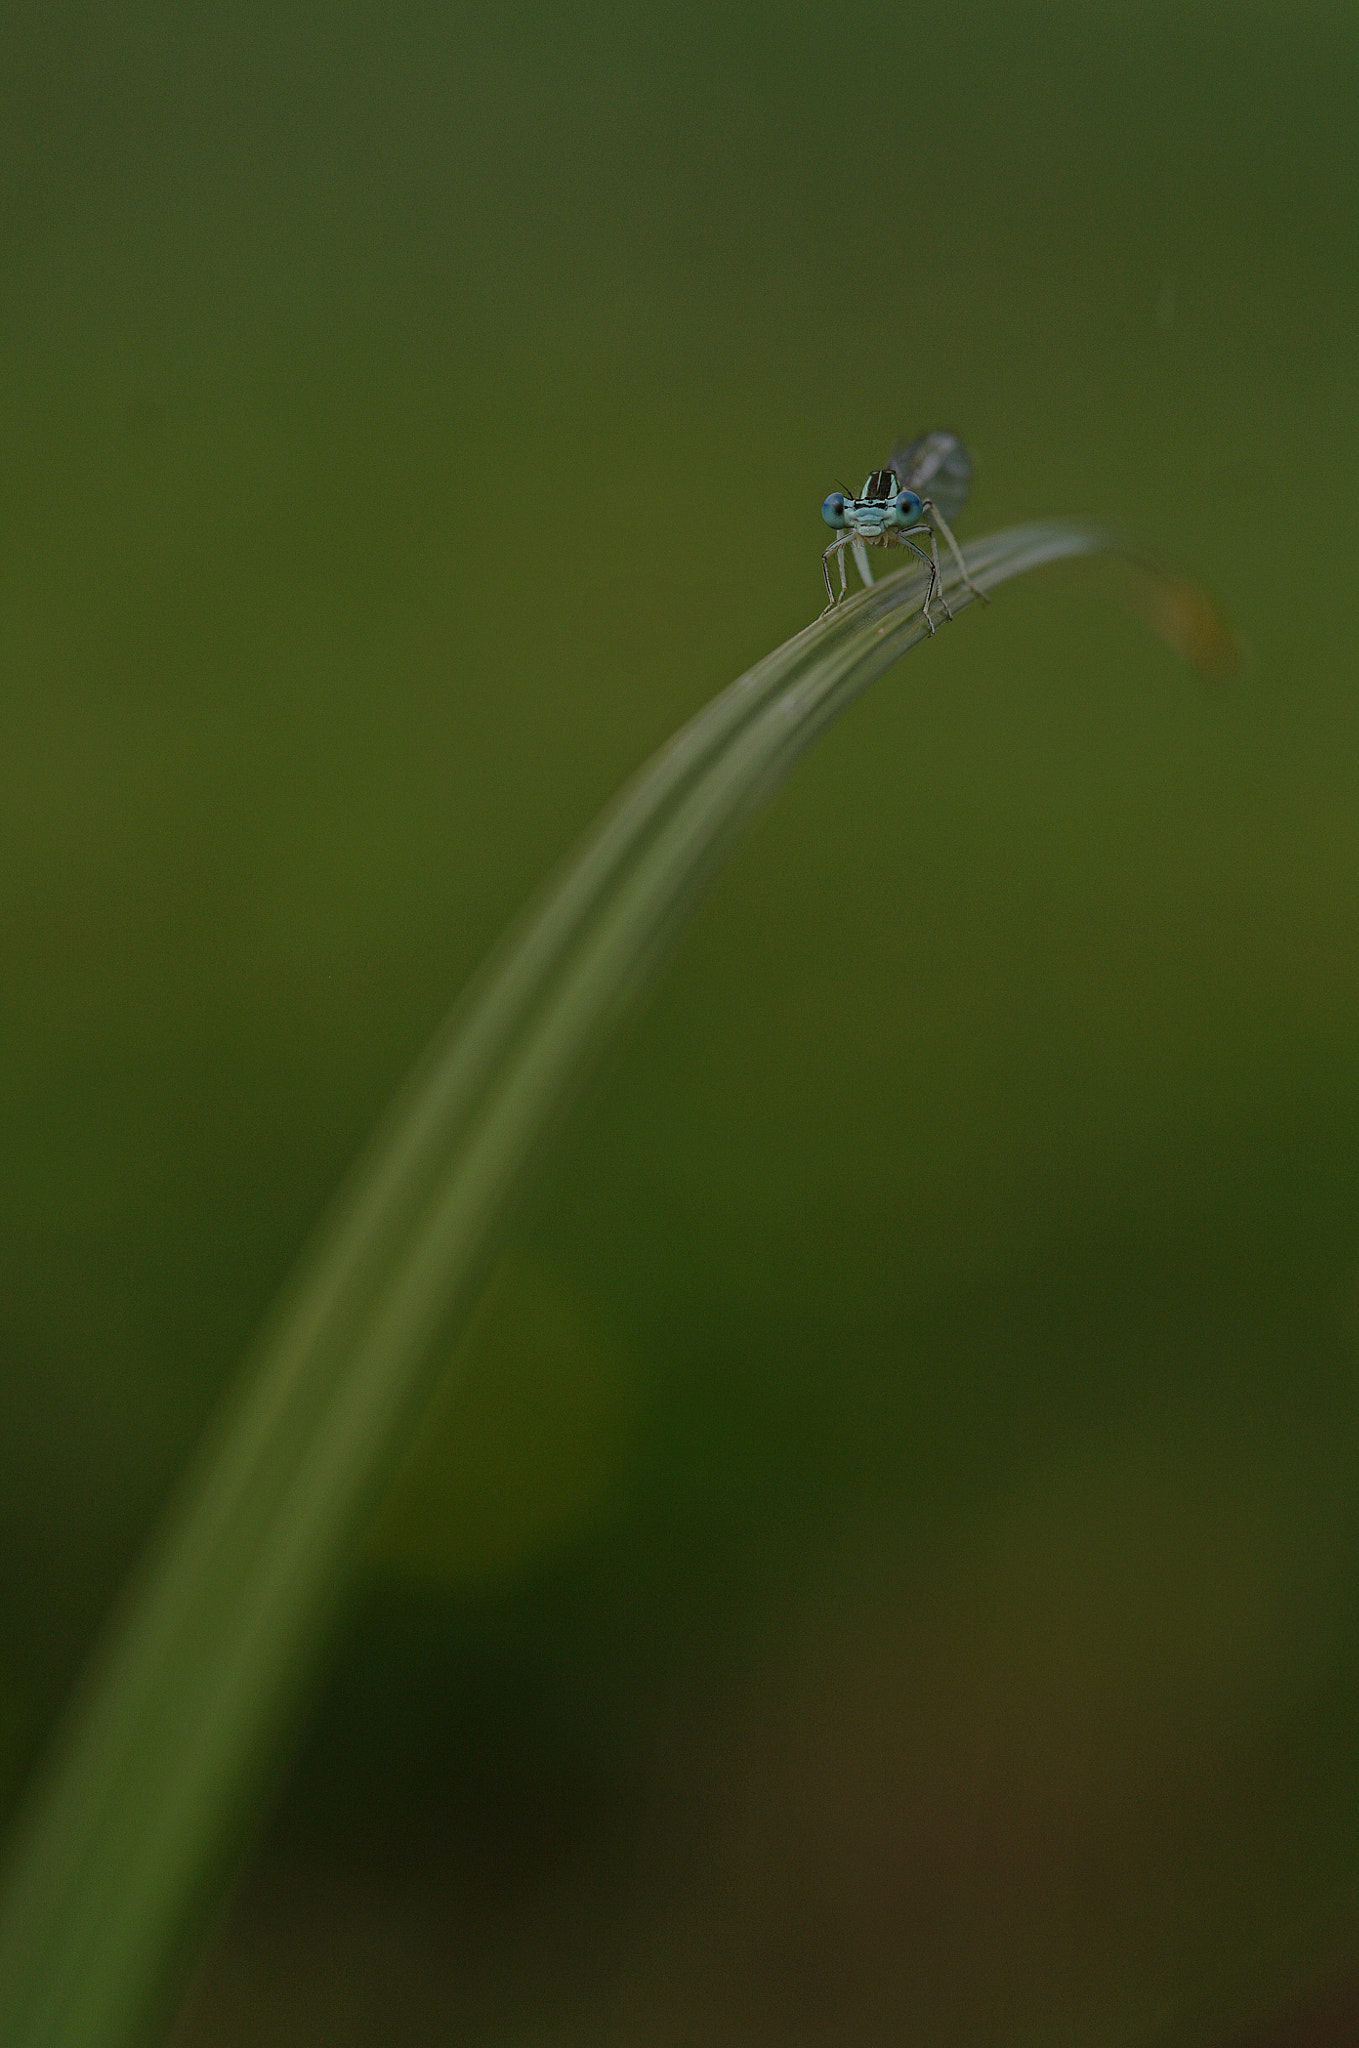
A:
0,520,1213,2048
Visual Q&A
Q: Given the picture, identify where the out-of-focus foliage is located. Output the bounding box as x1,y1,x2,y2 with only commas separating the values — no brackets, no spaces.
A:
369,1253,636,1586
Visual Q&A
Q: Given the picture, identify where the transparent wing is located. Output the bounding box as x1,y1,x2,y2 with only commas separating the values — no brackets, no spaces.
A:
887,430,973,523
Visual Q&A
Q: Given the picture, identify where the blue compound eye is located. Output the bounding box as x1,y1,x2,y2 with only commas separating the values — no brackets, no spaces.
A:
893,489,924,525
821,492,850,530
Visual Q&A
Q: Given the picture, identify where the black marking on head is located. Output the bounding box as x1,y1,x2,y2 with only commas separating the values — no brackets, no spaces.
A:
862,469,899,503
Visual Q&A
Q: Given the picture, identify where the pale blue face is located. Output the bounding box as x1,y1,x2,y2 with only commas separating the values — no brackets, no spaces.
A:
821,481,926,536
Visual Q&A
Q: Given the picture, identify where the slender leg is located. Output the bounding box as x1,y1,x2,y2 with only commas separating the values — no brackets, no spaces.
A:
852,537,874,588
898,533,937,632
896,535,933,577
926,502,988,607
928,525,954,624
898,523,942,631
821,538,852,614
821,540,844,611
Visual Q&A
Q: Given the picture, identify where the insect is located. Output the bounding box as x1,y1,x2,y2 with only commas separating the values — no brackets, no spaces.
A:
820,430,986,632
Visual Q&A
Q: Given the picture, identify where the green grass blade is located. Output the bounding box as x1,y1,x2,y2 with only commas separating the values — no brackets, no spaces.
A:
0,520,1192,2048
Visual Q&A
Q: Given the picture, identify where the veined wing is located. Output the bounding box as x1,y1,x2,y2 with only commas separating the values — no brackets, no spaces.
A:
887,430,973,523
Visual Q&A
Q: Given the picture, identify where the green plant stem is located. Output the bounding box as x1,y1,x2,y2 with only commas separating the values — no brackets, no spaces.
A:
0,522,1157,2048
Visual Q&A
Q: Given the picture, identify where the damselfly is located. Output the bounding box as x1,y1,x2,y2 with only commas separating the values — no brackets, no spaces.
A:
820,430,986,631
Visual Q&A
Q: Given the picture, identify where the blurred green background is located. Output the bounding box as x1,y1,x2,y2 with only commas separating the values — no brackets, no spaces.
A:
3,0,1359,2041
